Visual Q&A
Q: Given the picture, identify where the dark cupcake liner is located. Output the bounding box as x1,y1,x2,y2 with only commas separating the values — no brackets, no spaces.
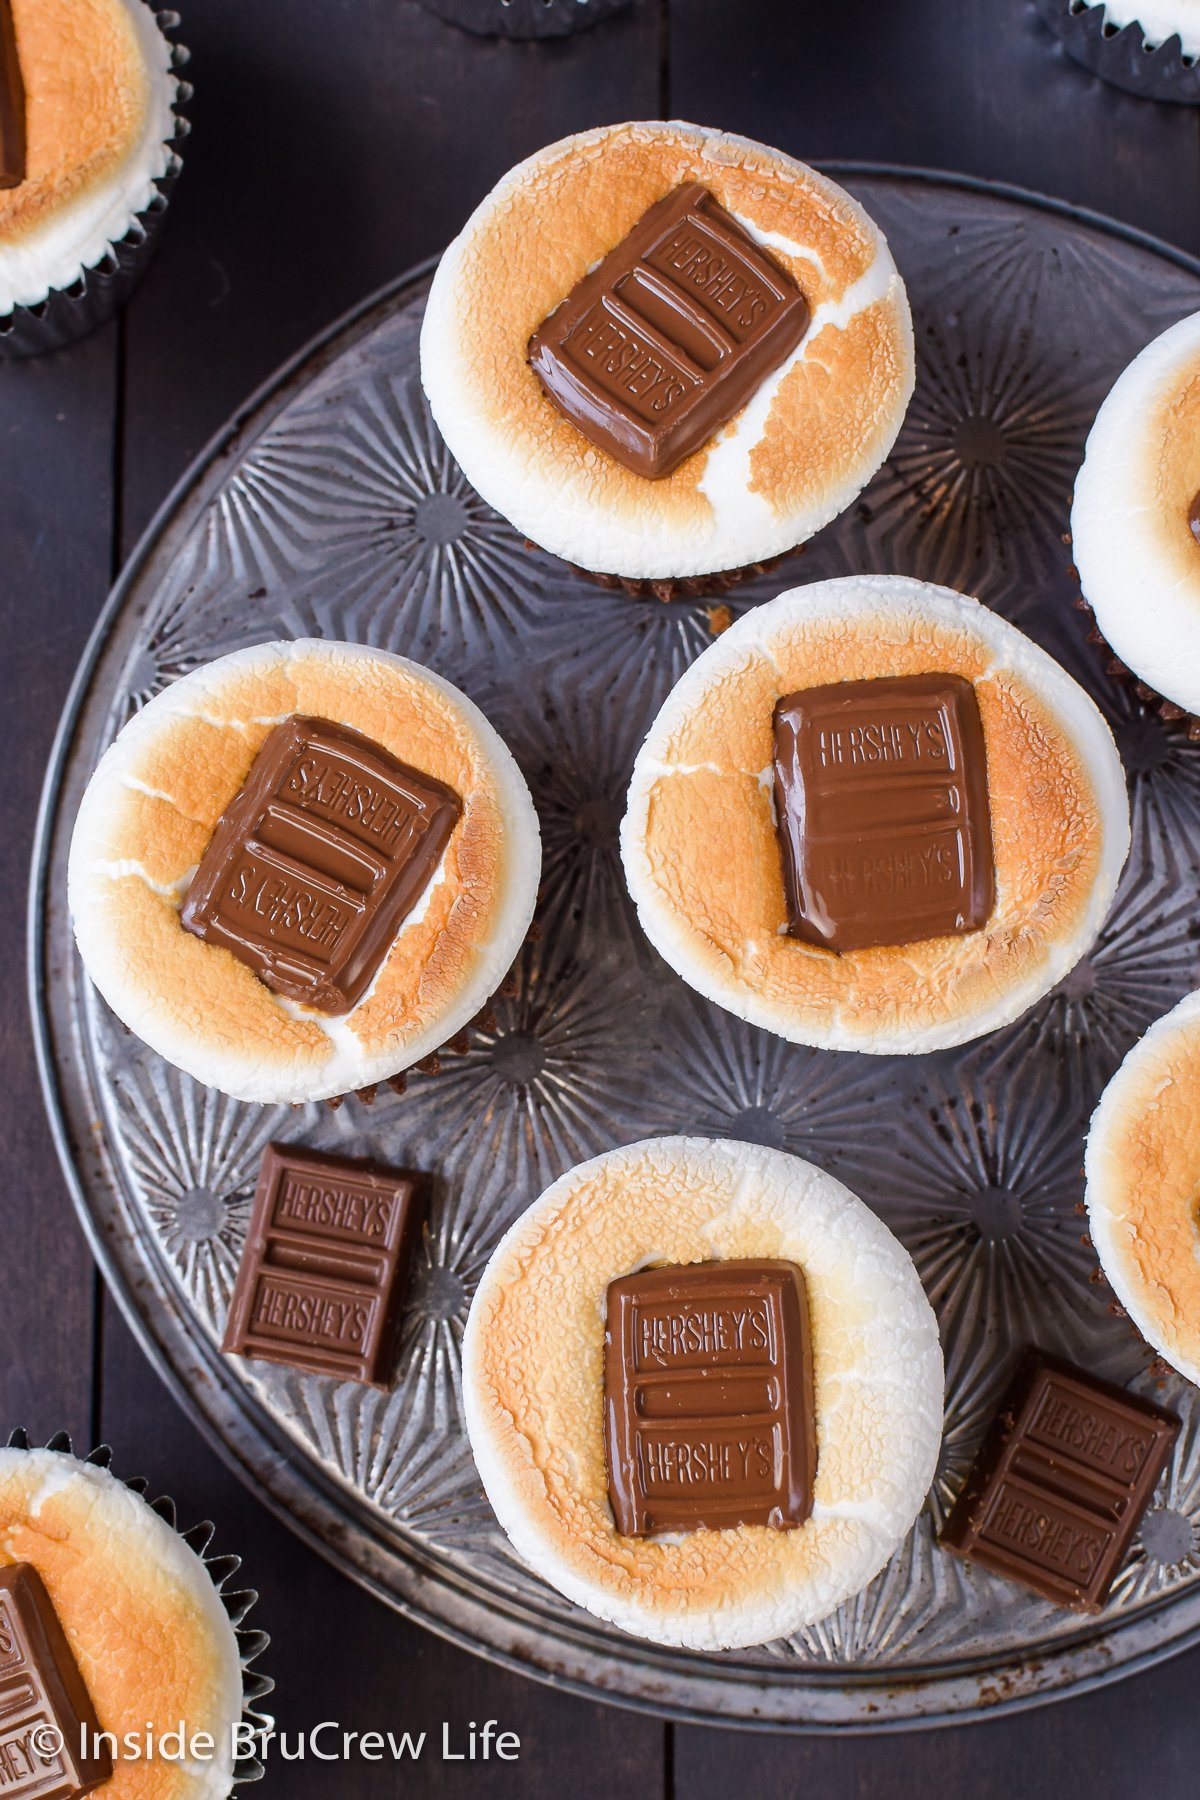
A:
0,9,192,359
4,1428,274,1785
415,0,632,39
1037,0,1200,102
1070,587,1200,738
525,537,800,603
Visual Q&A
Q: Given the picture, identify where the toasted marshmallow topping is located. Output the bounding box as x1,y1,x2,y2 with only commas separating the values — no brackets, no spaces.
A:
1086,990,1200,1385
421,121,914,581
463,1137,943,1651
68,640,541,1104
0,1450,243,1799
0,0,176,311
1077,0,1200,54
1073,310,1200,714
621,576,1129,1054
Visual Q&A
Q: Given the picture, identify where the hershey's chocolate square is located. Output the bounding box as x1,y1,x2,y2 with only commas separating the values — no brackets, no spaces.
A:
222,1142,427,1388
0,1564,111,1799
0,1,26,190
528,183,810,480
603,1260,815,1537
181,715,461,1014
772,673,995,953
941,1350,1180,1611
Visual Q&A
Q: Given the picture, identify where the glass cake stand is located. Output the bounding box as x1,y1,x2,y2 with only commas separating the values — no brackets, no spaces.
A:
30,168,1200,1730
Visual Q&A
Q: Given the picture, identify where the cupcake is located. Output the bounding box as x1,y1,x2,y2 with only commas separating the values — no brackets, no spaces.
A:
420,121,914,598
1038,0,1200,101
1086,989,1200,1384
0,0,185,357
621,575,1129,1055
1072,310,1200,722
463,1136,943,1651
0,1435,262,1797
68,639,541,1104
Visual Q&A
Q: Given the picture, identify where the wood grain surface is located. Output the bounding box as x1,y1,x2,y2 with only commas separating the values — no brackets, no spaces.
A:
3,2,1198,1794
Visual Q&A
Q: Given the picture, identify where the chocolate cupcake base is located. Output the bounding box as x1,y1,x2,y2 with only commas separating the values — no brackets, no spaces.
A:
526,538,799,603
1037,0,1200,102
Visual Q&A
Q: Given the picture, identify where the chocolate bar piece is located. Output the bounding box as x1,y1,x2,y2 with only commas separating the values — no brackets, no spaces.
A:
0,1,25,191
772,673,995,953
222,1143,427,1387
0,1563,111,1798
528,183,810,480
181,715,461,1013
603,1260,815,1537
1189,487,1200,546
941,1350,1180,1612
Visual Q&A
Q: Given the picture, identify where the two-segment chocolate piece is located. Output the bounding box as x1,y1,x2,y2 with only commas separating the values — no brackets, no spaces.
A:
772,673,995,952
0,1564,111,1799
0,0,25,191
941,1350,1180,1611
603,1260,815,1536
182,715,461,1013
223,1143,427,1387
528,182,811,480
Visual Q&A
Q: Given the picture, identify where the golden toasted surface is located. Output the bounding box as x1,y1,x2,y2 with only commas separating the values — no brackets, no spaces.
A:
1146,340,1200,590
440,121,910,532
69,642,537,1101
464,1138,942,1648
623,579,1126,1052
0,1453,241,1799
0,0,150,241
1088,997,1200,1379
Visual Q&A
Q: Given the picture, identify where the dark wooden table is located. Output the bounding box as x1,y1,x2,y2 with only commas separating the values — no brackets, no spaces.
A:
4,2,1199,1793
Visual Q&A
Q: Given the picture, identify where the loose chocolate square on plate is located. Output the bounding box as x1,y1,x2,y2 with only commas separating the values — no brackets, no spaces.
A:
0,1563,111,1799
528,182,811,480
941,1350,1180,1611
603,1260,815,1537
181,715,461,1013
222,1143,428,1388
772,673,995,952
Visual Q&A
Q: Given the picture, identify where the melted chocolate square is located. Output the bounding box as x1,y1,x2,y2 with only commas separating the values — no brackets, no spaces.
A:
222,1143,427,1388
603,1260,815,1537
0,1564,111,1798
181,715,461,1013
941,1350,1180,1611
0,1,25,190
772,673,995,952
528,183,811,480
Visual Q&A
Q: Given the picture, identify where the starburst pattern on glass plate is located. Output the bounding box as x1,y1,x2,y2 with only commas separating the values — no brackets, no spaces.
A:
874,1038,1115,1522
1099,680,1200,863
1114,1383,1200,1609
645,984,888,1181
74,187,1200,1688
94,1004,290,1326
862,298,1094,624
524,584,756,727
1004,804,1200,1086
773,1524,947,1665
105,527,257,735
237,366,557,679
282,1348,490,1548
498,669,651,948
376,933,665,1252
